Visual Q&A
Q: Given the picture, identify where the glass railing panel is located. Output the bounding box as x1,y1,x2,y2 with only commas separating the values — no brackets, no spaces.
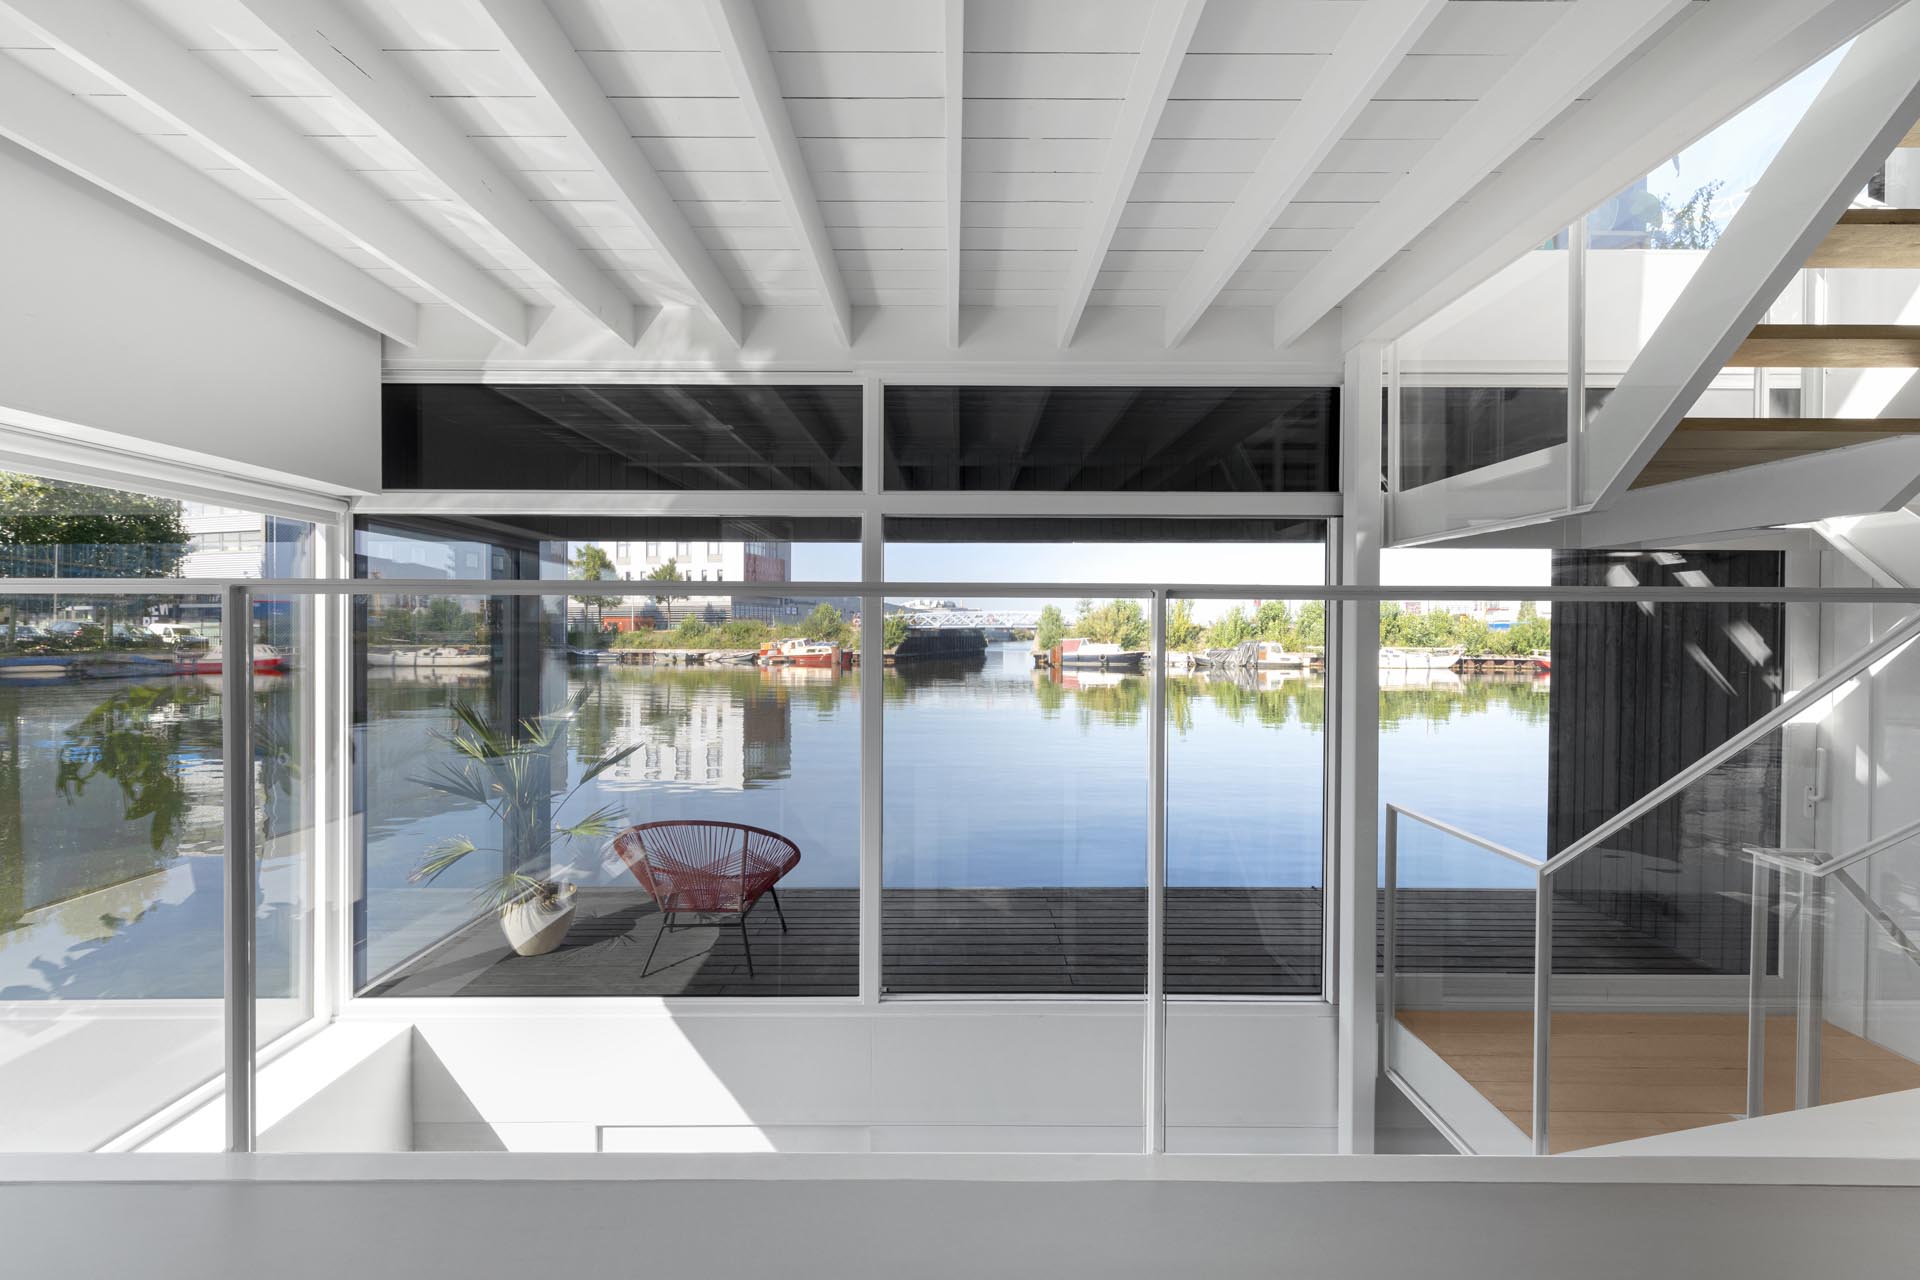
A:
881,594,1148,996
251,590,318,1049
0,591,227,1150
1165,597,1327,999
354,589,858,998
1384,814,1539,1150
1812,836,1920,1109
1163,596,1327,1153
1584,51,1845,391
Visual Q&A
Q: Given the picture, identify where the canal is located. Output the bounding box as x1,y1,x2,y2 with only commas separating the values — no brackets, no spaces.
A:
0,644,1552,994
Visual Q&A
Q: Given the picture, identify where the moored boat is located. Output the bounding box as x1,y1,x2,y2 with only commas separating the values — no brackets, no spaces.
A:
174,644,289,676
366,646,489,669
1056,638,1145,670
758,637,845,668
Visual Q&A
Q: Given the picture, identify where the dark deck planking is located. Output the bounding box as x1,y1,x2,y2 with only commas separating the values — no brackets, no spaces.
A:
365,887,1726,999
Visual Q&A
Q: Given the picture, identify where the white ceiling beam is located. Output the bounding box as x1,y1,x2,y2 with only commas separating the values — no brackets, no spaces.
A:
1161,0,1446,349
944,0,964,348
705,0,852,347
239,0,644,347
1058,0,1207,349
1580,8,1920,512
1272,0,1691,352
0,57,418,344
474,0,745,346
1338,0,1906,349
0,0,530,346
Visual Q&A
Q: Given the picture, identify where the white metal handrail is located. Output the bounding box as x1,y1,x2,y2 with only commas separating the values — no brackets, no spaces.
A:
1539,609,1920,879
1380,804,1550,1152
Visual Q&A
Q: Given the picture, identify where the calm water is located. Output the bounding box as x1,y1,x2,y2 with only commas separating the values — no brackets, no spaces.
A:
0,645,1552,990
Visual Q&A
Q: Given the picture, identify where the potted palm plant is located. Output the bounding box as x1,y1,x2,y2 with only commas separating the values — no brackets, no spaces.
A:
408,689,640,956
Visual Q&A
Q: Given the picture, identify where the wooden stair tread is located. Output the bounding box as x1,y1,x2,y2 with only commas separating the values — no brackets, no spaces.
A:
1806,209,1920,268
1728,324,1920,368
1901,118,1920,148
1632,418,1920,489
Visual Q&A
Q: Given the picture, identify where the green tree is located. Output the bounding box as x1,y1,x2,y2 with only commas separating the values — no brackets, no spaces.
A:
1034,603,1066,650
1518,600,1539,622
1378,602,1407,646
883,614,910,650
1293,601,1325,650
0,472,190,575
569,543,618,636
1253,600,1293,644
1207,606,1255,649
1072,599,1149,650
644,558,683,605
1165,599,1205,651
801,602,847,643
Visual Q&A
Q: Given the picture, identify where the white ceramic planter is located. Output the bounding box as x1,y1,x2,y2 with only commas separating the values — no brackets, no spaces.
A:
499,884,576,956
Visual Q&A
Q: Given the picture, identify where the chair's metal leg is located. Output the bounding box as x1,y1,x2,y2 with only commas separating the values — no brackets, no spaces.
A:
641,909,671,979
769,887,789,933
739,915,755,977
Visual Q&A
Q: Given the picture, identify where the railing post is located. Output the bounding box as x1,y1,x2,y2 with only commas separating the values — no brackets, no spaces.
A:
1795,867,1824,1110
1531,870,1552,1156
221,583,256,1154
1144,589,1168,1155
1747,857,1770,1118
1381,805,1399,1075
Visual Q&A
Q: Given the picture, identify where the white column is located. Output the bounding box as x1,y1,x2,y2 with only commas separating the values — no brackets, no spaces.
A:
1336,342,1385,1152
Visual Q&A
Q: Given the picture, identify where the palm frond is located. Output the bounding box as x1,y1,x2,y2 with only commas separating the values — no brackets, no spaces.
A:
555,802,623,843
576,740,643,786
409,835,482,884
411,764,491,805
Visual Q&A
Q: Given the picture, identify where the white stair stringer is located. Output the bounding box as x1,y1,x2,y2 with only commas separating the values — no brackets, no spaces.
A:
1816,505,1920,588
1579,1087,1920,1158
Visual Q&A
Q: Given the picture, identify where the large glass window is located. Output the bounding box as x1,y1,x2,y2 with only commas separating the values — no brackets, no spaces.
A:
0,470,320,1150
882,592,1151,995
881,519,1329,998
883,386,1337,492
383,384,863,491
1166,596,1327,996
354,511,861,996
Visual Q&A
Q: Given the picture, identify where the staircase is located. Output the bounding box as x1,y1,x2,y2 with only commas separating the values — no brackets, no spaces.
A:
1633,121,1920,490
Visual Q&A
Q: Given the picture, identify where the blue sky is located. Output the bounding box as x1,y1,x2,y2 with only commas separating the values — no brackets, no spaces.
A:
784,541,1548,619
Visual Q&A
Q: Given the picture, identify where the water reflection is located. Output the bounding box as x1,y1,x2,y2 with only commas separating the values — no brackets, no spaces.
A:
0,676,303,1000
355,646,1554,973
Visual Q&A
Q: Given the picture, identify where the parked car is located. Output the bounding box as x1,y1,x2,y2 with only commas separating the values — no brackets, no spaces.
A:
149,623,209,648
47,619,90,637
5,623,48,643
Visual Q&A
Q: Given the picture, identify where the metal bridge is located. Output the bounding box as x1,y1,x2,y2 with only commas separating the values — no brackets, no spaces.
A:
895,607,1040,630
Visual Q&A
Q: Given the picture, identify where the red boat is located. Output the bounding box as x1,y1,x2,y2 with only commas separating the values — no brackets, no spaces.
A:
757,638,844,669
175,645,290,676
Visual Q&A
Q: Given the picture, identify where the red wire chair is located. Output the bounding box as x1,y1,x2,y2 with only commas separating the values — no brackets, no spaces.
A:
612,820,801,978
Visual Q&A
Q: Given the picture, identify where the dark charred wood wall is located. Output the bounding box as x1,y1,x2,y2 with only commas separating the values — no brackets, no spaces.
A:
1546,551,1784,974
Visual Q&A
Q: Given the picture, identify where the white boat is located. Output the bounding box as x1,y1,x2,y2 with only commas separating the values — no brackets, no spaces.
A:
1250,641,1313,670
367,646,489,669
1378,647,1463,672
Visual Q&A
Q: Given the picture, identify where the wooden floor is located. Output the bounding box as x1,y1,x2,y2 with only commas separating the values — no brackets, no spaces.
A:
366,887,1729,999
1398,1009,1920,1153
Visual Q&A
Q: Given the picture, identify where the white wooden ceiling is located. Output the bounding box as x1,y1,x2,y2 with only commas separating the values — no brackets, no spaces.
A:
0,0,1717,362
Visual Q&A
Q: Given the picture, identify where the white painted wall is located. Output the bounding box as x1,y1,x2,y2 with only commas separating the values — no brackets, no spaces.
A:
346,1003,1342,1155
1813,550,1920,1065
1,1157,1914,1280
0,141,380,493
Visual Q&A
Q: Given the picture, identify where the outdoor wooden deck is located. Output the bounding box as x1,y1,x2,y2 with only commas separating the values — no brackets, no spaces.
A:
365,887,1727,999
